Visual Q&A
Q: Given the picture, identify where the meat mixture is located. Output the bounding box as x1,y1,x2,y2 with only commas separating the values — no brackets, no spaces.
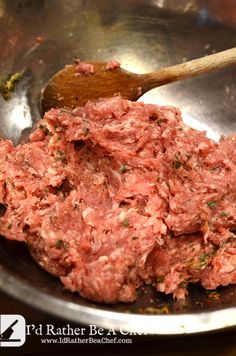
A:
73,59,120,76
0,97,235,303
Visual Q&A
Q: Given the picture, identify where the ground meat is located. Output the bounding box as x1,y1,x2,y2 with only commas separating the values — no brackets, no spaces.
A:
0,97,235,303
74,60,95,75
105,60,121,70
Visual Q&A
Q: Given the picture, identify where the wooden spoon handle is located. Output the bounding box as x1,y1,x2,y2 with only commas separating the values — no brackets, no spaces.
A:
141,47,236,90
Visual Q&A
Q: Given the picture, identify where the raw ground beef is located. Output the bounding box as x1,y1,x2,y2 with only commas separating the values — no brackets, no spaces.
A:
105,60,121,70
74,59,95,75
0,97,235,303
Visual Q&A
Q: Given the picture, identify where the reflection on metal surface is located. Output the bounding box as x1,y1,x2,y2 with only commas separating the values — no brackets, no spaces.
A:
152,0,165,8
0,2,4,17
119,53,151,74
8,100,32,131
0,77,32,143
0,0,235,333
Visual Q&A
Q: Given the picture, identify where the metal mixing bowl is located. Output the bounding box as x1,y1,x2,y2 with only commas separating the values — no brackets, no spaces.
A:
0,0,236,334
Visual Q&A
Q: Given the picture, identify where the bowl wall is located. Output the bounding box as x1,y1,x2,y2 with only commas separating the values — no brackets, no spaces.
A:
0,0,236,333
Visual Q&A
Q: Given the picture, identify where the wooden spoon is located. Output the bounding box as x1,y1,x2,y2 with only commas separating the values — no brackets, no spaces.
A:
41,47,236,112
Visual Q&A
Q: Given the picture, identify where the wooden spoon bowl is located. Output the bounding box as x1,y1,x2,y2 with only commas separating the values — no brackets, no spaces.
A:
42,47,236,113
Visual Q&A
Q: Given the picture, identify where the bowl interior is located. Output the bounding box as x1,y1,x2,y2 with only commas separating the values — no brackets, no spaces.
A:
0,0,236,332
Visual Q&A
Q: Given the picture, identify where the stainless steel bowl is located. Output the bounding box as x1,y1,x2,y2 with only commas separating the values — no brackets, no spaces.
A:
0,0,236,334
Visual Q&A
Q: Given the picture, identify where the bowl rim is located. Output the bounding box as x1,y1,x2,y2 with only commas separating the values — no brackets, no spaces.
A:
0,268,235,334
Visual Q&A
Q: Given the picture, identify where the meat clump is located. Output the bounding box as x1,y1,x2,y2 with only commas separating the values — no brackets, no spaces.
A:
74,59,95,75
105,60,121,70
0,97,235,303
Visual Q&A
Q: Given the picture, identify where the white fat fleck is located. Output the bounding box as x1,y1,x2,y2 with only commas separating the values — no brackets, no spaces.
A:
220,265,235,273
93,173,105,185
127,208,137,214
49,231,56,239
47,167,57,175
45,231,57,243
157,283,165,292
82,207,94,219
208,184,217,189
156,235,164,246
162,128,171,138
160,223,167,235
119,210,126,221
98,255,108,263
198,142,209,150
48,136,54,145
219,259,236,273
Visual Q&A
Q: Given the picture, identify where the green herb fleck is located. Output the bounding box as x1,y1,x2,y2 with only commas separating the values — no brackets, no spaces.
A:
205,290,220,300
156,276,165,283
210,166,220,172
156,119,163,126
212,247,218,257
123,218,129,227
138,305,169,315
220,211,229,217
178,281,187,288
207,201,217,209
83,127,90,136
55,239,64,249
38,124,49,135
0,72,22,100
172,160,182,169
119,164,128,174
59,108,68,114
199,253,210,268
206,290,217,295
55,150,68,164
130,308,139,313
200,253,209,261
